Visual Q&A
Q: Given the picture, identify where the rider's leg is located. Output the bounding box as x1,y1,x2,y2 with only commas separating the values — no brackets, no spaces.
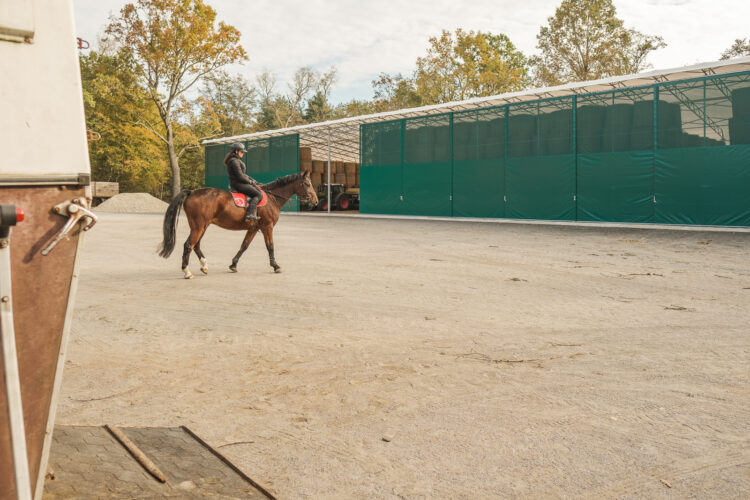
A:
238,184,261,221
244,185,262,221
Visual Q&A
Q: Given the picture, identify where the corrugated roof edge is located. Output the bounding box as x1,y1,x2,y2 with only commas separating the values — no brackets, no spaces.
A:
202,56,750,146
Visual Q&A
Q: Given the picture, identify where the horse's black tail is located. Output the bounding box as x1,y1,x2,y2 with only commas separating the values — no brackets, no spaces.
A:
158,189,191,258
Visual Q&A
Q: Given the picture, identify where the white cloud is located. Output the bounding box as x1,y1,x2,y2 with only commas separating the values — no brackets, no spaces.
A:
72,0,750,103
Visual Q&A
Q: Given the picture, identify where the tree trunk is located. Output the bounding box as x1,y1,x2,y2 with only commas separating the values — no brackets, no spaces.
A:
166,122,181,197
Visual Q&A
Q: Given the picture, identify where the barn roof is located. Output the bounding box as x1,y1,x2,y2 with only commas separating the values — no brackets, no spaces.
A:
203,56,750,162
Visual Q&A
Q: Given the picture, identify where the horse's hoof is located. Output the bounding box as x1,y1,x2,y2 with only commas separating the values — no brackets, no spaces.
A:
184,273,194,280
229,266,237,273
201,268,208,275
274,268,282,274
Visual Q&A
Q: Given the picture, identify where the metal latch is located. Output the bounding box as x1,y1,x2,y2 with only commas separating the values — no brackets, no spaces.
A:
41,198,97,256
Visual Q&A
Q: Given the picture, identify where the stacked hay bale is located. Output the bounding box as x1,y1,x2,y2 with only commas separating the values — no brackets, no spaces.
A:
300,147,313,174
344,162,358,187
729,86,750,145
310,161,325,187
333,161,346,185
298,147,360,188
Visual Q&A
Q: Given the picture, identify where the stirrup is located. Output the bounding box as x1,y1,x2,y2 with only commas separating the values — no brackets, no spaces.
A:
244,210,259,221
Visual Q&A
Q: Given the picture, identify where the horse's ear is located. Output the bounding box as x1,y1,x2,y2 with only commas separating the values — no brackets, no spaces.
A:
303,170,310,178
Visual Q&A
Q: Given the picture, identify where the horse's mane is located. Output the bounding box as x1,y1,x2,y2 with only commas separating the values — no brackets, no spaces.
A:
262,172,303,191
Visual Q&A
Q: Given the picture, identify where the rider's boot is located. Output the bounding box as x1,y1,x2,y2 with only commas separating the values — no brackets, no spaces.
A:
244,199,260,221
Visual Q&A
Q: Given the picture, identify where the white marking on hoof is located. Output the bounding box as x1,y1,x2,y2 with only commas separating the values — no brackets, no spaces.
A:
200,258,208,274
183,268,194,279
274,268,282,274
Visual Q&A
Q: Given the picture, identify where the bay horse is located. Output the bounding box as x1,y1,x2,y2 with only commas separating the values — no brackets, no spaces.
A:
158,171,318,278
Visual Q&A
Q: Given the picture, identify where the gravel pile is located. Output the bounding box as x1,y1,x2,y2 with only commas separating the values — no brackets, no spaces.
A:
95,193,169,214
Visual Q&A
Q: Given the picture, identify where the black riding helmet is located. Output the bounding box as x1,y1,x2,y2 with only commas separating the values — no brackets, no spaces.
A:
231,142,246,153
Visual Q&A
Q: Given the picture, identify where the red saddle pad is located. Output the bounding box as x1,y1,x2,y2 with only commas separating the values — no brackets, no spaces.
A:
231,190,267,208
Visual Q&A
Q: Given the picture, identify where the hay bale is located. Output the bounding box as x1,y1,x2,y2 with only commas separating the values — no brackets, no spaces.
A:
300,147,312,161
94,193,169,214
312,161,325,174
334,173,346,185
729,117,750,145
300,160,312,172
630,100,654,151
344,163,357,176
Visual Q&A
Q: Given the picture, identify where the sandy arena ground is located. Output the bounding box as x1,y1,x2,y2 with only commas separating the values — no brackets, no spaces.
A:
56,213,750,498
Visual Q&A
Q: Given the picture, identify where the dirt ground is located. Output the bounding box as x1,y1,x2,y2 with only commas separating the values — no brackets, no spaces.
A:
56,213,750,499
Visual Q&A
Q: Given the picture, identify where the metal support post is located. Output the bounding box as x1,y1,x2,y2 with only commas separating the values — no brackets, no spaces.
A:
327,128,332,214
0,205,32,500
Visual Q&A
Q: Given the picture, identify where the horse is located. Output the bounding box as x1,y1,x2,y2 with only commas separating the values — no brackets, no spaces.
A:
158,171,318,278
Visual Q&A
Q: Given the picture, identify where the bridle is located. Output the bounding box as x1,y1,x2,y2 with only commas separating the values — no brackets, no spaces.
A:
262,180,316,203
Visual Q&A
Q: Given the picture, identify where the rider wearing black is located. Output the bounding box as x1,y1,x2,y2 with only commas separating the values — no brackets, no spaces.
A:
225,142,261,221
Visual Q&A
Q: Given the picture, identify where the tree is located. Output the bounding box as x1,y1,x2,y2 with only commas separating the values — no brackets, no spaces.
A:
721,37,750,60
105,0,246,197
371,73,422,112
531,0,666,87
304,68,337,123
253,66,337,130
333,99,376,120
80,51,170,196
200,70,256,137
414,29,530,104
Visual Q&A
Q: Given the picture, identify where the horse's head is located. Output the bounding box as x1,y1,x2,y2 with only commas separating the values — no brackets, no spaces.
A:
297,171,319,206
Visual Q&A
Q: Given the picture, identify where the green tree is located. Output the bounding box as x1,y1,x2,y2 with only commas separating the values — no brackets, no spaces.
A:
80,51,169,196
105,0,246,197
371,73,422,112
414,29,530,104
531,0,666,87
200,70,256,137
721,37,750,60
333,99,376,119
304,68,337,123
253,66,337,130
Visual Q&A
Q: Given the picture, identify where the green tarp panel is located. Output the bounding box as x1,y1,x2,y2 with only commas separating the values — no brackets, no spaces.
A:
356,70,750,226
262,135,300,211
577,152,653,222
655,145,750,226
203,135,300,212
506,99,575,220
506,155,576,220
360,120,403,214
452,108,505,218
205,143,230,189
402,114,452,216
576,88,655,222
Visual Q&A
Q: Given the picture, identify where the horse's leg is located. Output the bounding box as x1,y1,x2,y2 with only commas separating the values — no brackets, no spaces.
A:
194,238,208,274
182,225,207,279
261,226,281,273
229,228,258,273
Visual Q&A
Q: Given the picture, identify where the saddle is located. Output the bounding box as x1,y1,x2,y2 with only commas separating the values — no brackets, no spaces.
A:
230,189,268,208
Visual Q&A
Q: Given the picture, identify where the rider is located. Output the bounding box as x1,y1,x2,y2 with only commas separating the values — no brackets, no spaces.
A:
225,142,262,221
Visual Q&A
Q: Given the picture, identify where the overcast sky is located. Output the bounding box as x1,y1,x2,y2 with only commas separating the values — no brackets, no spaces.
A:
72,0,750,103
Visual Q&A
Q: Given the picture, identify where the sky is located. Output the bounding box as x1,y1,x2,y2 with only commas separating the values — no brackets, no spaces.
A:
72,0,750,104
